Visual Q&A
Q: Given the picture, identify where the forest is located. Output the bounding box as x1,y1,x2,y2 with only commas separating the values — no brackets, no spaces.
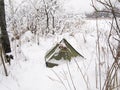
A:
0,0,120,90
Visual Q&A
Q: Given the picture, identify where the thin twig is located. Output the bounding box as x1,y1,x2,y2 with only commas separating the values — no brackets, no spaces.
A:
66,62,76,90
51,69,67,90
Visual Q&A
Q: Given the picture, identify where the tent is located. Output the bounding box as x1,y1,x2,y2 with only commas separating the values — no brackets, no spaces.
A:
45,38,84,68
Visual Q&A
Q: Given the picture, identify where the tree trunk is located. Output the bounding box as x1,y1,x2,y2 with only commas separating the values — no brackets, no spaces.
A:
0,0,11,53
0,44,8,76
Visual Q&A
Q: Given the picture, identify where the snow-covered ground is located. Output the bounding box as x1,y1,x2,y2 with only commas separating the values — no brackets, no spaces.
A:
0,19,115,90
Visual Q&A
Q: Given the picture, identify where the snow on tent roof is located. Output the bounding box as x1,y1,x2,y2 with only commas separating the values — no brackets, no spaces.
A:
45,38,84,68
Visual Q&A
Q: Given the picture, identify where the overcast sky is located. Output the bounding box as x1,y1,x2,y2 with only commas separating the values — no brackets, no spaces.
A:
63,0,94,14
6,0,95,14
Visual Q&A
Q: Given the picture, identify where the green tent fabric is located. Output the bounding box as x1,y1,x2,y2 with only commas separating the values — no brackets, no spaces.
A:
45,38,84,68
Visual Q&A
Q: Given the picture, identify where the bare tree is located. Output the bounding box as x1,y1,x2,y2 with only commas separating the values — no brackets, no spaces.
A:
0,0,11,53
0,0,11,76
92,0,120,90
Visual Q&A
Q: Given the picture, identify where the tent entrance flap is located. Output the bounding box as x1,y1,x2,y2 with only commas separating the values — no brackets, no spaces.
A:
45,38,84,68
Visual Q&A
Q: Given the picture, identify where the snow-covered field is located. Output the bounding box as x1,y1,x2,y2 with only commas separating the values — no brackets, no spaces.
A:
0,19,116,90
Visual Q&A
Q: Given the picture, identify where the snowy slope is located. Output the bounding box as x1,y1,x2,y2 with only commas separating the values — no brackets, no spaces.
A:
0,19,114,90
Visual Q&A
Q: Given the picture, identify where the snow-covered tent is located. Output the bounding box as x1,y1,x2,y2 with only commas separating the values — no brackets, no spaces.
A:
45,38,84,68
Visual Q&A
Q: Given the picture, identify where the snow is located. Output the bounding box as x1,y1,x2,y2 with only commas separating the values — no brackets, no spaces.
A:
63,0,94,14
0,18,115,90
1,0,120,89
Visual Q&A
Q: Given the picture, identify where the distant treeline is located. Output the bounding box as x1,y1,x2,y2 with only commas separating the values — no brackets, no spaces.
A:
85,7,120,18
